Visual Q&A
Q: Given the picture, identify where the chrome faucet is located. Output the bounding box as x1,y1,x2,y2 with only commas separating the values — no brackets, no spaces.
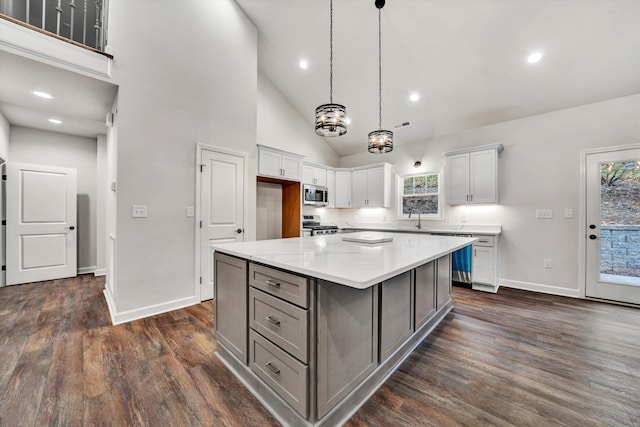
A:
409,208,422,230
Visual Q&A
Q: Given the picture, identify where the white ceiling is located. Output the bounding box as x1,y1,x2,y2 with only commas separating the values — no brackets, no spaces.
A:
236,0,640,157
0,50,117,138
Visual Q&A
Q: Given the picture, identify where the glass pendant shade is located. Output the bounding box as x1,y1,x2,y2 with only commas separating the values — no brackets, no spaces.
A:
368,129,393,153
315,103,347,137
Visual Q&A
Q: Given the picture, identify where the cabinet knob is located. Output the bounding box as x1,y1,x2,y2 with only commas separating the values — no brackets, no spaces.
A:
589,234,598,240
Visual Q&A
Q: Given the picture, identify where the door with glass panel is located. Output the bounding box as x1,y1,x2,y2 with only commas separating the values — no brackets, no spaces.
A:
585,146,640,304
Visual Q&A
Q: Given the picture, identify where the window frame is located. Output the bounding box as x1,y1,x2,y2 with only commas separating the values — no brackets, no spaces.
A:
396,171,443,220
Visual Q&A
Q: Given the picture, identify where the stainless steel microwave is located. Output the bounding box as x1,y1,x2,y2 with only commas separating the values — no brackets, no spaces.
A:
303,184,328,206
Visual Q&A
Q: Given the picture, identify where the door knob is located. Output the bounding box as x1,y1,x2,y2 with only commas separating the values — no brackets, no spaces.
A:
589,224,596,229
236,228,243,234
66,226,75,231
589,234,598,240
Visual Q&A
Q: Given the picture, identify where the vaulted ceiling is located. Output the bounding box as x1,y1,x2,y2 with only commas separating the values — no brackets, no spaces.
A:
236,0,640,156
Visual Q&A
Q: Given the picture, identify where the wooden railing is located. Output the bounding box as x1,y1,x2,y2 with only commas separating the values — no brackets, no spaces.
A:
1,0,107,51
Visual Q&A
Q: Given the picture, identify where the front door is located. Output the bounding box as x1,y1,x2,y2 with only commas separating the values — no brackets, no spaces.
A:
200,147,245,301
6,162,77,285
585,146,640,304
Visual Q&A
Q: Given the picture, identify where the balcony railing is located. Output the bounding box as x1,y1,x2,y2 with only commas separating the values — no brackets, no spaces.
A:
0,0,108,52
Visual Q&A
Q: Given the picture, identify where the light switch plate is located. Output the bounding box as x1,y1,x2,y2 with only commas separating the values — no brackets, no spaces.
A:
132,205,147,218
186,207,195,217
564,208,573,219
536,209,553,219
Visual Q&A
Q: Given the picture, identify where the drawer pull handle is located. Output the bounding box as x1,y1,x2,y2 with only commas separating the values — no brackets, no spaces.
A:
265,361,280,375
479,240,488,243
265,279,280,288
266,315,281,326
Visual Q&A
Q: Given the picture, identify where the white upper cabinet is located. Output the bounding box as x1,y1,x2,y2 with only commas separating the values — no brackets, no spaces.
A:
326,170,335,208
334,170,352,208
445,144,503,205
302,164,327,187
258,145,303,181
351,164,391,208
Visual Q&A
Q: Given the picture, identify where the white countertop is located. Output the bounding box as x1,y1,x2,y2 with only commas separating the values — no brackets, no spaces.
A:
212,232,477,289
340,223,502,235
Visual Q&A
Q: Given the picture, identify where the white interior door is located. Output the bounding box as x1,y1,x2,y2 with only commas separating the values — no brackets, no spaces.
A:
6,162,77,285
585,147,640,304
200,148,245,301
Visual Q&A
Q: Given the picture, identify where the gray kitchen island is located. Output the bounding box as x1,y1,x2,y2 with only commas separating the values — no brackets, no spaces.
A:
211,232,476,427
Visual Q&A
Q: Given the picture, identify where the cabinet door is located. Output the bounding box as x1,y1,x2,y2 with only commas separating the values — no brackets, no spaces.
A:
316,281,378,418
334,171,352,208
326,170,335,208
379,271,413,362
414,261,436,330
351,169,369,207
472,245,495,285
302,165,314,185
314,167,327,187
446,153,470,205
365,166,385,207
259,149,282,178
214,252,248,364
470,149,498,204
281,154,302,181
436,254,452,309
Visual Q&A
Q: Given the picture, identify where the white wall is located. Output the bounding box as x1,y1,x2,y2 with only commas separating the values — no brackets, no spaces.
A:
256,182,282,240
339,93,640,296
106,0,258,319
9,126,98,272
0,111,9,159
258,72,339,167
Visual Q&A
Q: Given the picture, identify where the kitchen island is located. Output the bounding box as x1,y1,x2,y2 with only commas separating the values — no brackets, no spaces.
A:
212,232,476,427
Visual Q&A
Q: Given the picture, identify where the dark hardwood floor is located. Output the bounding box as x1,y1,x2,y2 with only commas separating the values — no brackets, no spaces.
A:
1,276,639,426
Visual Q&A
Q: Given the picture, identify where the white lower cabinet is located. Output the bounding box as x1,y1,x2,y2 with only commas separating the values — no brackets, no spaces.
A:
471,235,499,292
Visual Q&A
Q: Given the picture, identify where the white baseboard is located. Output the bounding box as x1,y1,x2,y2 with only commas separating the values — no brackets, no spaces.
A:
94,269,106,277
500,279,580,298
78,266,96,275
104,293,200,325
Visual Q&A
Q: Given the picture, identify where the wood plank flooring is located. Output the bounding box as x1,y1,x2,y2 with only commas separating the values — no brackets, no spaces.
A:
1,276,639,426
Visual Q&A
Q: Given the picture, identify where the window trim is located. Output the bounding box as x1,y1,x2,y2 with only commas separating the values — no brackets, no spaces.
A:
396,171,443,220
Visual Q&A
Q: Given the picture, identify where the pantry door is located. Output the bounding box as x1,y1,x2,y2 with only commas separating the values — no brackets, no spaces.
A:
198,146,246,301
584,146,640,304
6,162,77,285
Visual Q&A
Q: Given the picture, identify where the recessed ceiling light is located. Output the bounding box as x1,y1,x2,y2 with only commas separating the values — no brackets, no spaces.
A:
33,91,53,99
527,51,542,64
409,93,419,102
299,60,308,70
48,118,62,124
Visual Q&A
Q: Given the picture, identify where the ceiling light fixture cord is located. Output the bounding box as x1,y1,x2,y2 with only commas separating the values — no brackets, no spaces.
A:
378,7,382,130
330,0,333,104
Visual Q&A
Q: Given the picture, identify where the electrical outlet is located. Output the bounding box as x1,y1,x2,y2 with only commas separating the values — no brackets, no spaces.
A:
544,259,552,269
536,209,553,219
564,208,573,219
186,207,195,217
132,205,147,218
461,215,467,223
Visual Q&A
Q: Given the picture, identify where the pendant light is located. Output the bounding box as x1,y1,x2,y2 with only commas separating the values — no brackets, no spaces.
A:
368,0,393,153
315,0,348,137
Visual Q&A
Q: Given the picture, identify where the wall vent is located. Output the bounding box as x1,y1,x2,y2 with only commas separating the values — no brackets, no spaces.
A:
394,121,412,129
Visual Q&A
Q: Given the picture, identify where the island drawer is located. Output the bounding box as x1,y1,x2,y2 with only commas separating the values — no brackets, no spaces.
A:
249,330,309,418
250,288,309,363
472,235,495,247
249,263,309,308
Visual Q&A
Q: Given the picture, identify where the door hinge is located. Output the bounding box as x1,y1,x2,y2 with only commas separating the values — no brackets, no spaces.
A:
1,265,5,271
2,174,6,181
200,220,202,228
199,276,202,284
1,220,5,226
200,164,206,172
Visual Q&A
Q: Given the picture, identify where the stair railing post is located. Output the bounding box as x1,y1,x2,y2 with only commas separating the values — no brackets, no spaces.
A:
41,0,46,29
93,0,102,49
69,0,76,39
82,0,87,44
55,0,62,35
